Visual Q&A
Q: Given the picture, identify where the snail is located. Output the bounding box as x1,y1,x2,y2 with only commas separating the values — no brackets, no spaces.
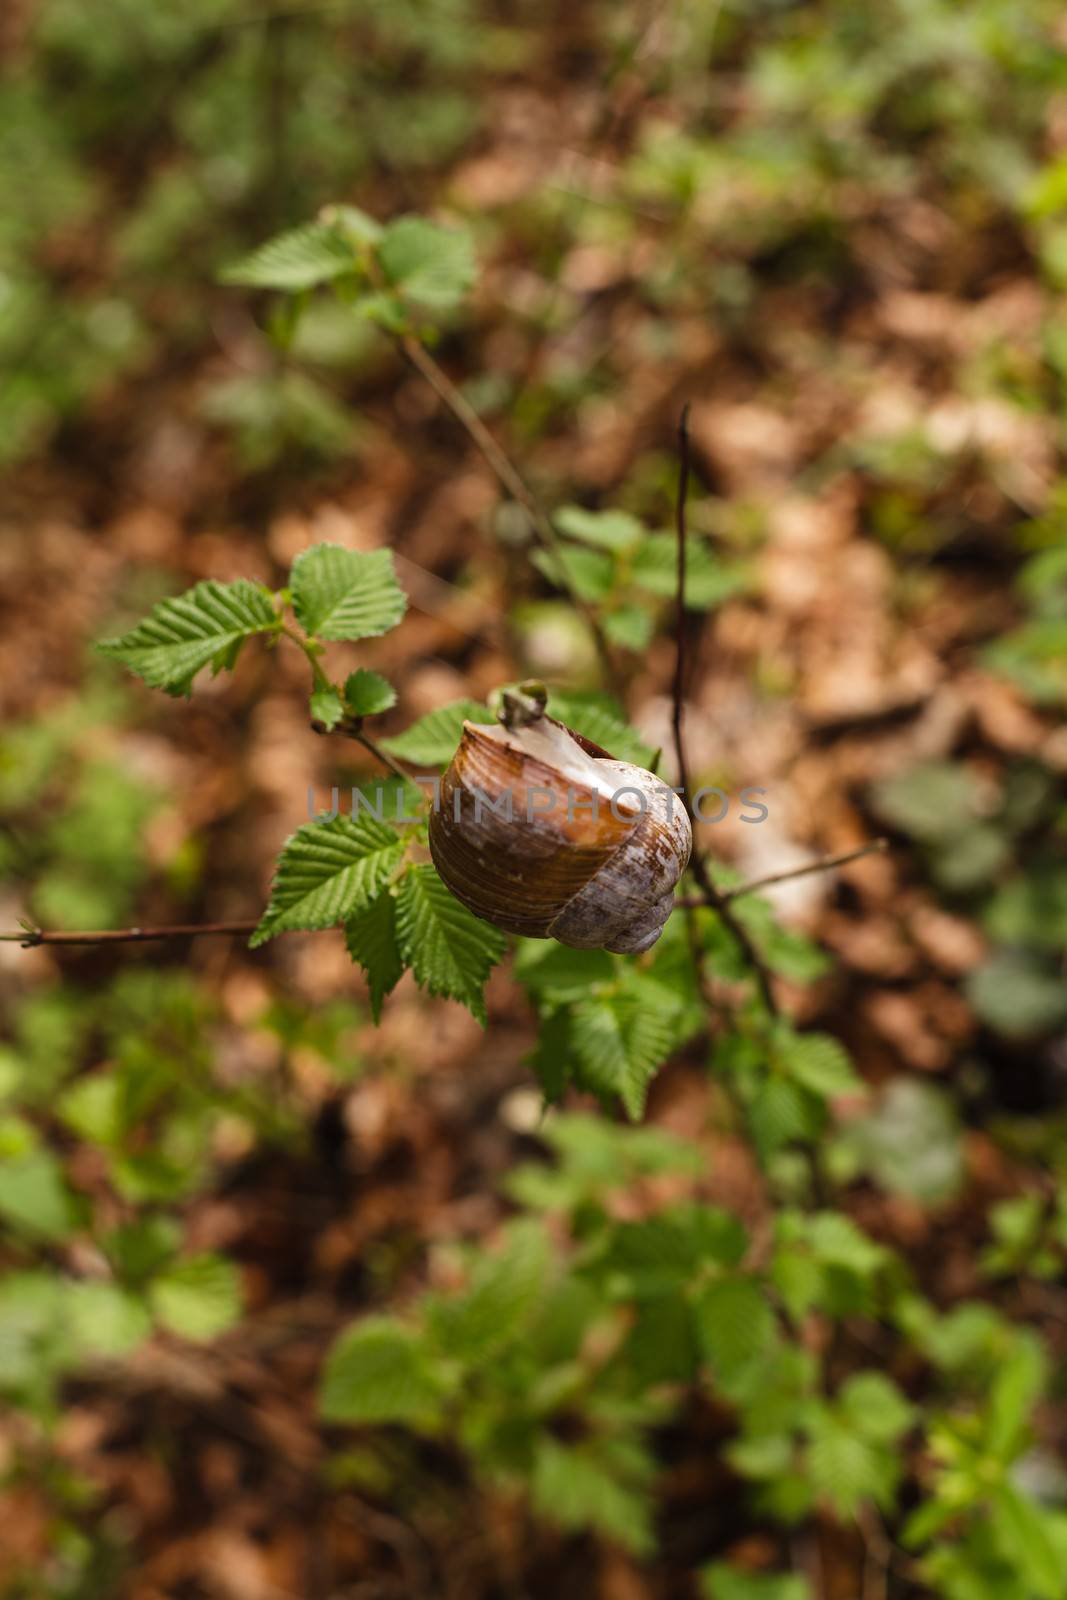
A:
428,682,692,954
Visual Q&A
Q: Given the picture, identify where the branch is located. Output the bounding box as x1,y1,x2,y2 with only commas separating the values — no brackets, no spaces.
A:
395,333,621,695
669,405,779,1016
675,840,889,908
0,921,265,947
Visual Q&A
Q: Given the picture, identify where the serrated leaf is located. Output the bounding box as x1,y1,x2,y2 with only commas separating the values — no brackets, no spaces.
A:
380,699,493,766
748,1078,820,1159
149,1253,241,1342
545,690,655,768
395,866,506,1024
343,668,397,718
290,544,406,641
344,890,404,1022
426,1219,549,1360
379,216,476,311
310,683,344,730
252,814,405,946
220,220,357,290
97,580,277,697
320,1315,448,1423
570,992,679,1119
777,1032,860,1098
694,1275,774,1387
807,1412,889,1516
531,1436,655,1556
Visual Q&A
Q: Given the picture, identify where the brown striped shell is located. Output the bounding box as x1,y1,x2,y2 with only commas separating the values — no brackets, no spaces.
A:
428,717,692,954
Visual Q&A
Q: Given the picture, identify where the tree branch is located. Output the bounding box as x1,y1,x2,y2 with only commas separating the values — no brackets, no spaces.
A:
395,333,620,695
675,840,889,908
669,405,779,1016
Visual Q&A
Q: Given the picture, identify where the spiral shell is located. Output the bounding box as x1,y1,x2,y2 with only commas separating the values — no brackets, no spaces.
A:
428,713,692,954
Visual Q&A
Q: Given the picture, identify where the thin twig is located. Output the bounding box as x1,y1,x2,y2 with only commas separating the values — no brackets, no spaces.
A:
0,922,264,947
675,840,889,908
670,406,779,1016
395,334,620,694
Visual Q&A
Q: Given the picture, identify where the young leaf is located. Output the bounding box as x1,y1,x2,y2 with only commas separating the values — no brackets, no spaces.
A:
344,890,404,1021
220,220,357,290
395,865,506,1024
426,1219,550,1360
149,1253,242,1342
694,1275,775,1387
776,1032,861,1098
555,505,644,552
343,668,397,718
251,814,406,947
310,683,344,730
378,216,476,311
569,990,680,1120
531,1436,655,1556
631,533,749,608
545,690,655,768
320,1315,448,1424
290,544,406,641
97,580,277,697
380,699,493,766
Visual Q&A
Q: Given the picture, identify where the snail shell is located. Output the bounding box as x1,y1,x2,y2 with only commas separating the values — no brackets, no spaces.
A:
428,714,692,955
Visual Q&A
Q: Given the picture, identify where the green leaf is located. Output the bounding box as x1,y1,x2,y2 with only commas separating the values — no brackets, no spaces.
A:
990,1482,1064,1599
604,603,655,652
694,1275,775,1388
870,761,983,843
631,533,749,609
841,1080,964,1204
251,813,406,946
344,890,404,1022
531,1436,655,1556
320,203,383,248
426,1219,549,1360
838,1372,915,1445
0,1151,78,1242
569,991,681,1119
555,505,644,551
807,1411,890,1516
66,1282,151,1359
380,699,493,766
966,954,1067,1037
545,690,655,767
748,1078,820,1159
776,1032,861,1098
149,1254,242,1342
702,1565,811,1600
290,544,406,641
394,866,506,1024
530,543,615,602
220,220,357,290
310,683,344,730
378,216,476,311
343,668,397,718
320,1315,448,1424
97,579,277,697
